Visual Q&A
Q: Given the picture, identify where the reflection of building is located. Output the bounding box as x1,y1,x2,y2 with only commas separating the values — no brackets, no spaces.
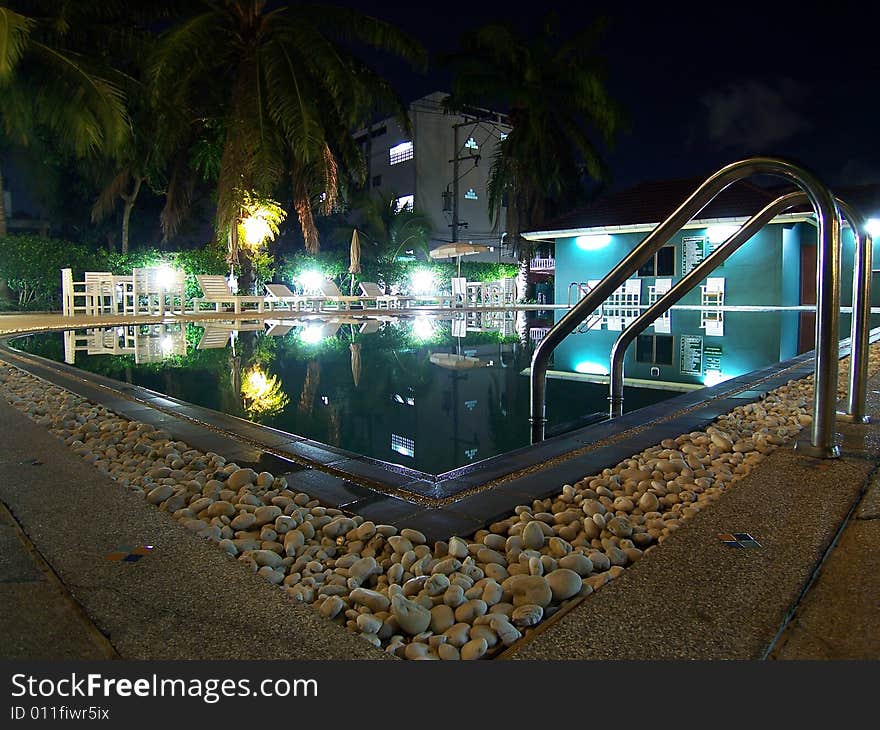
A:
354,91,515,260
524,178,880,384
64,324,187,364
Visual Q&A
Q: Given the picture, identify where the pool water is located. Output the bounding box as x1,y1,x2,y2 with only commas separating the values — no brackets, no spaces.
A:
12,308,841,474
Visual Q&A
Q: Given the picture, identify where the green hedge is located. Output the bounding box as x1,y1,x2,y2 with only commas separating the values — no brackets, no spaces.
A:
0,235,229,310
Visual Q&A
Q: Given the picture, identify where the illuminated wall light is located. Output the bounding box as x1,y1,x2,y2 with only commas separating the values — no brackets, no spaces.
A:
298,270,325,294
707,224,741,245
574,361,609,375
575,234,611,251
410,269,435,295
866,218,880,238
412,317,435,340
703,369,729,387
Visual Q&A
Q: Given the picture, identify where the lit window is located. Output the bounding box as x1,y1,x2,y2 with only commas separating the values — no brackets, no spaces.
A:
499,132,508,141
394,195,414,212
391,434,415,458
465,137,479,150
465,399,477,411
636,334,674,365
464,188,478,200
637,245,675,277
389,141,414,165
465,448,478,460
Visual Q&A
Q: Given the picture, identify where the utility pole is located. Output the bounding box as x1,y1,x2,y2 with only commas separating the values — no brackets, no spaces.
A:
452,124,460,242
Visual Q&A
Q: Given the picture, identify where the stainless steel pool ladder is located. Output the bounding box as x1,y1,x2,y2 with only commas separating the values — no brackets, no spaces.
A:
529,157,844,458
606,192,873,426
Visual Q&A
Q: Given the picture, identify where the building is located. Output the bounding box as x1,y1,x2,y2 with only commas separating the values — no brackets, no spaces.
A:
520,178,880,393
354,91,515,261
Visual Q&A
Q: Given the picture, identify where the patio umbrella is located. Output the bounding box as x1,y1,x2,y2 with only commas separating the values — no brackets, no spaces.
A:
348,229,361,295
350,342,362,387
429,352,482,369
429,242,491,277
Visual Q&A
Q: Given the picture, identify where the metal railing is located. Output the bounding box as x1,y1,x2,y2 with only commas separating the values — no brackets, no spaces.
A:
530,157,843,458
607,193,873,427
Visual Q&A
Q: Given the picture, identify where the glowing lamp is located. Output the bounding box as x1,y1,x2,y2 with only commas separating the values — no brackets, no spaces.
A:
574,361,609,375
703,370,727,387
707,224,741,245
156,265,176,291
412,317,435,340
241,215,273,248
160,335,174,353
866,218,880,238
575,234,611,251
300,326,325,345
410,269,436,296
299,270,325,294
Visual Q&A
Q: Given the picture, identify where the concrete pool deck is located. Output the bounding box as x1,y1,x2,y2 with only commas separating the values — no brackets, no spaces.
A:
1,311,878,660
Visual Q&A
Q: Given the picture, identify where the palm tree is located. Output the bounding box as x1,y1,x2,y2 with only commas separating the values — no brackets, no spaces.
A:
445,16,624,279
0,1,131,303
350,190,434,261
150,0,425,291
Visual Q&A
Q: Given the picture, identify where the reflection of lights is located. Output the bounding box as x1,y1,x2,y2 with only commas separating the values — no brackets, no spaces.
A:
156,265,176,291
300,326,325,344
241,215,273,248
866,218,880,238
160,336,174,353
412,317,435,340
703,369,729,387
575,233,611,251
707,224,741,244
574,361,609,375
299,270,324,294
241,366,289,417
410,269,435,295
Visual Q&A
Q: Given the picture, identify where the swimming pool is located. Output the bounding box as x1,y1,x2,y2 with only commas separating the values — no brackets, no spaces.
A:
11,308,833,475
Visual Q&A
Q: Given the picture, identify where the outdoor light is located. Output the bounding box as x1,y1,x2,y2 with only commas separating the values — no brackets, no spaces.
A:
299,270,325,294
412,317,435,340
703,369,728,387
300,325,325,344
156,265,176,291
241,215,273,248
574,361,609,375
866,218,880,238
707,224,741,245
575,233,611,251
241,366,289,417
410,269,435,296
160,335,175,353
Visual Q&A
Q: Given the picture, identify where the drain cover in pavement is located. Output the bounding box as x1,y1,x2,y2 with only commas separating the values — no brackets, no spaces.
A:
718,532,762,549
106,545,154,562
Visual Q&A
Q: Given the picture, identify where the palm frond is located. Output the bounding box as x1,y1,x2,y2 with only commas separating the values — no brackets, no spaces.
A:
0,7,34,83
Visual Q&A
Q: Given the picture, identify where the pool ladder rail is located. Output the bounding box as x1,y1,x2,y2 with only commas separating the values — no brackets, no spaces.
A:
530,156,872,459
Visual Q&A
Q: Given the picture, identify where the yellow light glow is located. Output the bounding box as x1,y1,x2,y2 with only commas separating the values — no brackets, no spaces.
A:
241,215,273,248
241,366,289,417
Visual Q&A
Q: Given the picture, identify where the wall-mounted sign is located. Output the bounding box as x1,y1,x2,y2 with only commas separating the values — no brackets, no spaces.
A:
680,334,704,375
704,345,723,372
681,236,708,276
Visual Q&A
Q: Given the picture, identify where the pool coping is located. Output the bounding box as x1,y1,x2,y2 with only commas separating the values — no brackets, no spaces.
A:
1,322,867,542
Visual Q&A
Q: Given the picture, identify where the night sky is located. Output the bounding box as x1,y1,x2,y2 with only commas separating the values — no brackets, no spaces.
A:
328,0,880,192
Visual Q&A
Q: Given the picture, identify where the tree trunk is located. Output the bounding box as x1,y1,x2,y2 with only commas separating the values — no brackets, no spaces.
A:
0,163,15,305
120,176,143,255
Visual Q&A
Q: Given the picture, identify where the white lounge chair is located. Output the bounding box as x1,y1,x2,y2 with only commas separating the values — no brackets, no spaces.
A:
197,326,232,349
265,283,322,312
193,275,267,314
358,281,412,308
317,279,367,310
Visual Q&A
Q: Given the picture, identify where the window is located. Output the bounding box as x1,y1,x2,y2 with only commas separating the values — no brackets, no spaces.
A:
391,434,415,458
465,136,479,150
636,334,674,365
637,245,674,277
464,187,478,200
499,132,508,141
394,195,414,212
372,175,382,188
389,141,413,165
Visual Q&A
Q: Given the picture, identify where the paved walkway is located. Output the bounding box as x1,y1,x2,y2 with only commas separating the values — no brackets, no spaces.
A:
1,311,878,659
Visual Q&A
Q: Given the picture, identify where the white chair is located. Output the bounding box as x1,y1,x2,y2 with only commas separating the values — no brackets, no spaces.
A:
265,283,322,312
196,326,232,349
193,275,267,314
84,272,116,314
358,281,412,308
317,279,367,310
700,277,725,336
451,277,467,308
61,268,92,316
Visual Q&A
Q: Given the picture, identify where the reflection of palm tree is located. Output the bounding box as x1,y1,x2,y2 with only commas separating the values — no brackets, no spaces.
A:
298,360,321,416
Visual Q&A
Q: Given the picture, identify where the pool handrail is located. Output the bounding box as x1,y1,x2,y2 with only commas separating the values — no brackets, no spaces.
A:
607,192,873,424
529,156,842,458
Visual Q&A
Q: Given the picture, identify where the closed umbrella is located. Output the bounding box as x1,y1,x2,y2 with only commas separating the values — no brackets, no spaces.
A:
429,242,491,277
348,229,361,295
350,342,362,387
